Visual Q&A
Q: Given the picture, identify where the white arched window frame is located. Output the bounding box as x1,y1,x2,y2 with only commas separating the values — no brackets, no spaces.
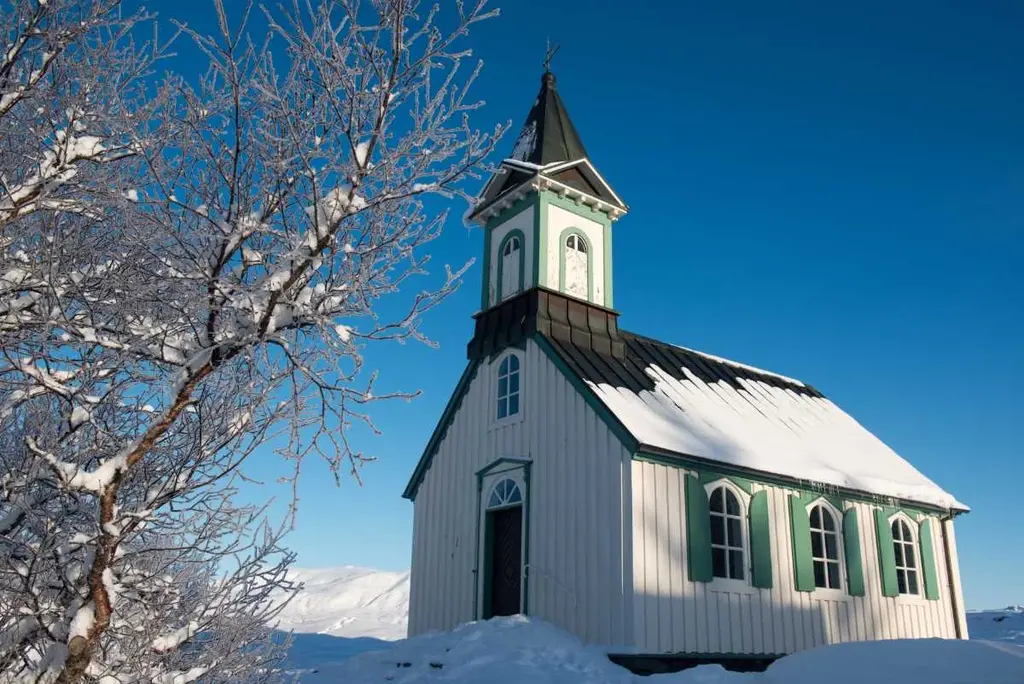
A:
704,480,749,583
487,477,524,510
806,499,845,592
560,230,590,301
495,352,522,422
498,232,523,301
889,514,920,596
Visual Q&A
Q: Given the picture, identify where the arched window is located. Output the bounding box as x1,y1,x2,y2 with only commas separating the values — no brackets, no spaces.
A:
496,354,520,420
709,485,745,580
892,519,919,595
500,235,521,300
562,232,588,299
809,504,841,589
487,478,522,509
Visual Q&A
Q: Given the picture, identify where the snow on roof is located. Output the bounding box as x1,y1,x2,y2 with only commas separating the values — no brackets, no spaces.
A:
543,331,965,511
586,356,965,510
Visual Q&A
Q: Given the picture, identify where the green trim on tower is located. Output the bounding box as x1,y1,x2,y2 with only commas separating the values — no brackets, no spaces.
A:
918,518,940,600
480,222,492,310
496,229,527,302
557,227,595,302
843,508,866,597
789,495,815,592
603,219,613,308
544,190,613,226
749,490,773,589
685,474,714,583
534,192,548,288
874,508,900,597
482,195,534,309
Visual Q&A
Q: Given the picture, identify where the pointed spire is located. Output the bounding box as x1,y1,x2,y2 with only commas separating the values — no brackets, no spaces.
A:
468,70,626,223
507,71,588,166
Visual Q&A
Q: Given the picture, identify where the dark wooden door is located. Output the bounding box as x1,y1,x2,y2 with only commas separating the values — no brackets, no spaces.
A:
486,505,522,618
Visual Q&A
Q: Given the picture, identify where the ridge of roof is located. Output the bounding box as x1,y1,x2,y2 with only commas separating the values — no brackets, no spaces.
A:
619,330,817,395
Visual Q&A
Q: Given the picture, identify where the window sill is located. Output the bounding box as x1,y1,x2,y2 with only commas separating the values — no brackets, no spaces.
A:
706,577,761,595
809,587,853,602
491,413,524,430
891,592,935,607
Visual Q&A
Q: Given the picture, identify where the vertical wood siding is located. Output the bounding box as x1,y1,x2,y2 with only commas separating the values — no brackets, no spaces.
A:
408,339,633,646
630,460,961,654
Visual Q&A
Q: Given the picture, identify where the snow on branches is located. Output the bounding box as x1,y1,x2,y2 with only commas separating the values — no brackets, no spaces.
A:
0,0,503,683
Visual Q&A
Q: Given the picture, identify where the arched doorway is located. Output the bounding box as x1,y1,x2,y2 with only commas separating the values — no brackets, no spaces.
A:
483,478,524,618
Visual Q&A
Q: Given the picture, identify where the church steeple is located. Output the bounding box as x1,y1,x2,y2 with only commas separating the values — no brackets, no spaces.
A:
470,71,627,313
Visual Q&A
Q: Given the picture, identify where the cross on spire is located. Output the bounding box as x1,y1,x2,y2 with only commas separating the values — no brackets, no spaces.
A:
542,39,560,73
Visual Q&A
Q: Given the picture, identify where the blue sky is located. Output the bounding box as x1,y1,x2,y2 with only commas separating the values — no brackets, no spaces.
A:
151,0,1023,609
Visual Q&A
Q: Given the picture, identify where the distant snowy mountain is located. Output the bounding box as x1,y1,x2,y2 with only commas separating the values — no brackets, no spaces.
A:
272,566,409,640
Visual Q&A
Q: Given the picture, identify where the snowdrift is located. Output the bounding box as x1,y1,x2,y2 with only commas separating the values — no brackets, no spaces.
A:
293,615,1024,684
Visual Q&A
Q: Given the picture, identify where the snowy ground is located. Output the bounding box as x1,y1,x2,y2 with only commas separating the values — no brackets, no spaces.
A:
276,569,1024,683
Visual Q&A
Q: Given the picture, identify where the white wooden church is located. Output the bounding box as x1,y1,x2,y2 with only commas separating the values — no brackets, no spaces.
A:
402,71,969,663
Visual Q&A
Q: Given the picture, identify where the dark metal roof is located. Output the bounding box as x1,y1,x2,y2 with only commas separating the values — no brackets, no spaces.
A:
476,72,622,210
515,72,588,165
549,330,823,401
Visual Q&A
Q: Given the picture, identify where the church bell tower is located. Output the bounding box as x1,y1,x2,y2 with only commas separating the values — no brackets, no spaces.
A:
466,71,627,313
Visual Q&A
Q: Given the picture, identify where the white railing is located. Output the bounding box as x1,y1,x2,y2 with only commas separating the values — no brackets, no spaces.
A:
524,564,578,609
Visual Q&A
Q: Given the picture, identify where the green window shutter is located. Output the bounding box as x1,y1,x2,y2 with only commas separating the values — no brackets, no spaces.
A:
749,490,773,589
685,474,713,583
789,495,815,592
873,509,899,597
918,518,941,600
842,508,866,597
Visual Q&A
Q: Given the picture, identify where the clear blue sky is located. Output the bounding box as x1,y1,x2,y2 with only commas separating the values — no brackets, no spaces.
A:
151,0,1023,610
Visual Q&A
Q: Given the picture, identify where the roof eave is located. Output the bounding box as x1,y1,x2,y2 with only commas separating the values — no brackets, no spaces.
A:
634,443,969,515
470,169,627,225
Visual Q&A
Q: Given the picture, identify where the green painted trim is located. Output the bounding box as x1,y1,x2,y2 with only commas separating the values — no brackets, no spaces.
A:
699,471,754,495
633,449,957,516
496,229,526,302
789,495,815,592
794,491,845,513
402,360,481,500
874,508,900,597
749,490,773,589
603,218,613,308
475,460,531,619
685,474,713,583
481,223,492,310
557,227,595,303
918,518,940,600
532,333,638,452
533,192,547,289
540,190,613,307
476,456,532,478
482,195,534,309
472,477,483,618
485,194,534,229
543,190,613,227
843,508,866,597
482,511,495,618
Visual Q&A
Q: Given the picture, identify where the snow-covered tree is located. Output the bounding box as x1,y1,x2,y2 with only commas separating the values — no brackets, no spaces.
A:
0,0,503,681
